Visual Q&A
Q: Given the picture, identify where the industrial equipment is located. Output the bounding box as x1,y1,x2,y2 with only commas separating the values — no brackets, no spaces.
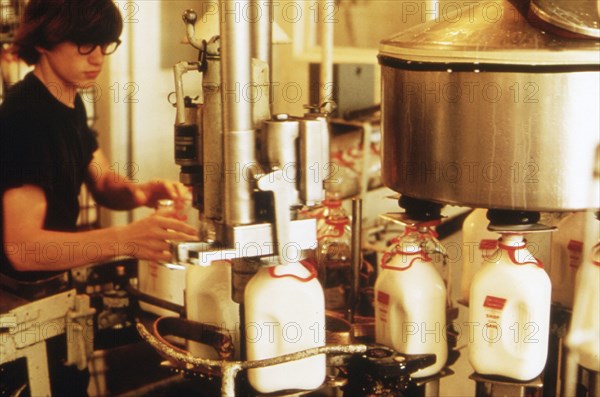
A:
378,0,600,395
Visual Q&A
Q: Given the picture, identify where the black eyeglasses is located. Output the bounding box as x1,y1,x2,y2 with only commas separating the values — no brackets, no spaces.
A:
77,40,121,55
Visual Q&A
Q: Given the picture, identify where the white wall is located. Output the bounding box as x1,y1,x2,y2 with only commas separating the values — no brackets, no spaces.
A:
98,1,203,224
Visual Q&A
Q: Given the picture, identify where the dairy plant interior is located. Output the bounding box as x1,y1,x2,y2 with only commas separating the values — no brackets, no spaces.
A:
0,0,599,396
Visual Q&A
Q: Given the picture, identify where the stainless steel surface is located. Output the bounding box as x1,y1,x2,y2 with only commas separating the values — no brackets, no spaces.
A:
303,111,331,193
379,0,600,211
174,219,318,265
202,38,224,225
379,0,600,65
250,0,272,72
471,373,543,397
173,61,199,126
530,0,600,38
261,116,300,176
252,58,271,129
220,0,256,226
300,117,329,205
257,169,303,263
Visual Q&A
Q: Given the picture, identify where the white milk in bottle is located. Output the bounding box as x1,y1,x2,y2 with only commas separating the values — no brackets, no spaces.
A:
460,209,499,306
469,233,551,381
375,227,448,378
550,211,596,308
244,261,326,393
186,260,241,359
566,242,600,372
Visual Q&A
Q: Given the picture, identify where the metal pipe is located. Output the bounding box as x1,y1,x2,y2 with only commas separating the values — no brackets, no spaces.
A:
250,0,273,123
137,322,368,397
203,40,224,227
348,198,362,323
173,61,198,125
182,10,204,49
250,0,272,73
561,349,579,397
220,0,256,226
320,0,334,106
360,122,372,198
424,379,440,397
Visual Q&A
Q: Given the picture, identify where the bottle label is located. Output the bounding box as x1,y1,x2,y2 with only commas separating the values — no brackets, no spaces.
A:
479,239,498,250
567,239,583,268
483,295,507,310
377,291,390,323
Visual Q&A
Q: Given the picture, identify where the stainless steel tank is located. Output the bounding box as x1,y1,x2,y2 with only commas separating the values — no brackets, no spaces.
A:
379,0,600,211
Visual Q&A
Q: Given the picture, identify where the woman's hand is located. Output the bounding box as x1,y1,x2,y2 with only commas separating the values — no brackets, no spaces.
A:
115,211,199,262
133,179,190,209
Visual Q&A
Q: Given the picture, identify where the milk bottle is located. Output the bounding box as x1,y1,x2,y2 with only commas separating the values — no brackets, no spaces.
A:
469,233,551,381
375,226,448,378
460,208,498,305
244,260,326,393
550,211,596,308
566,242,600,372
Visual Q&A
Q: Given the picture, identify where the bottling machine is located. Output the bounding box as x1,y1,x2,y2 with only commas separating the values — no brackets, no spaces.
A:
2,0,595,395
378,0,600,395
135,1,437,396
135,0,600,396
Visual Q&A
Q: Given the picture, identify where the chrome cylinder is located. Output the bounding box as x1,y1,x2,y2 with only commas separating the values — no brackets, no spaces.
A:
261,116,299,171
250,0,272,68
380,66,600,211
203,41,224,223
378,0,600,211
220,0,256,225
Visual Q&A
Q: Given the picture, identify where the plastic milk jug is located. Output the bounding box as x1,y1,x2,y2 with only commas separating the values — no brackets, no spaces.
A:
375,228,448,378
245,261,326,393
469,233,551,381
550,211,595,308
566,242,600,372
460,209,499,306
186,261,241,359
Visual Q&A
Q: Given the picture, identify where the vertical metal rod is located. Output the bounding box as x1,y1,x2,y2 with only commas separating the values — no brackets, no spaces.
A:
203,48,225,230
250,0,272,77
360,122,372,198
320,0,334,106
348,198,362,323
560,349,579,397
424,379,440,397
220,0,256,226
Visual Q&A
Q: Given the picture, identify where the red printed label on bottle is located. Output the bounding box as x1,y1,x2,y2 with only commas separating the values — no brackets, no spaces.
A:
479,239,498,250
567,240,583,268
483,295,507,310
377,291,389,323
377,291,390,305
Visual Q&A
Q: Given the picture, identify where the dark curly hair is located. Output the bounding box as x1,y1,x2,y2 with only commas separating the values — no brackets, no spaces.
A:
13,0,123,65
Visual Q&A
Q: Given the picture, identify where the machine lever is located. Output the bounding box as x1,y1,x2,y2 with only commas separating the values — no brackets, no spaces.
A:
256,169,297,264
